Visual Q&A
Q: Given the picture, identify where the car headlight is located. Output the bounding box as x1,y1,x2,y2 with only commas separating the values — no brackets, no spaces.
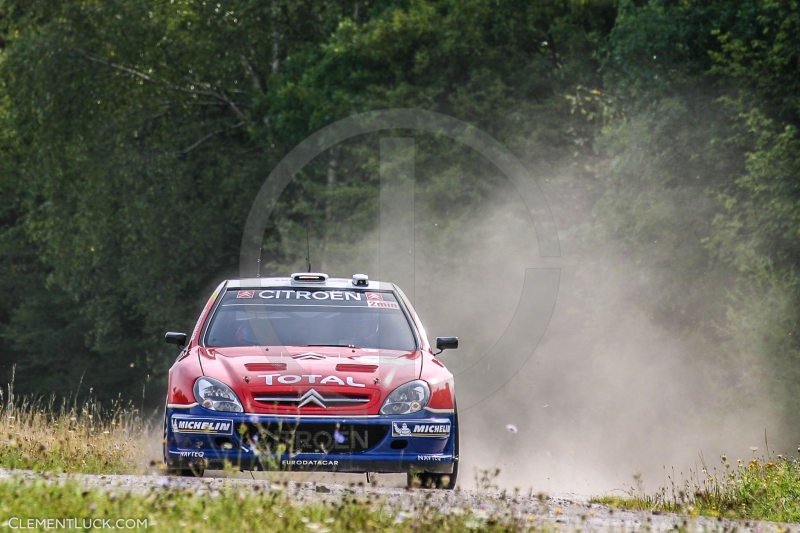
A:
194,377,244,413
380,380,430,415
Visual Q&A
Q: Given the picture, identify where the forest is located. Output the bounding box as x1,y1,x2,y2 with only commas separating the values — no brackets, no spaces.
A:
0,0,799,425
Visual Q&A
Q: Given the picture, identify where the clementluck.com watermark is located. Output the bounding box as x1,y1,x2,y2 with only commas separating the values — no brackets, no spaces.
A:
3,518,148,530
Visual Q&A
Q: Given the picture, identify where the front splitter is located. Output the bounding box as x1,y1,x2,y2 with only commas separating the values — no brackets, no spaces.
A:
167,453,455,474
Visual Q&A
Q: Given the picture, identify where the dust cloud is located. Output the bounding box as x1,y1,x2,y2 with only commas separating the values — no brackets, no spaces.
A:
252,130,787,495
417,173,781,495
322,166,780,495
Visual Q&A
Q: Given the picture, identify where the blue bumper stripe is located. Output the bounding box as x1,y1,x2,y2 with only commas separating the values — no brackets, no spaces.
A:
165,407,456,474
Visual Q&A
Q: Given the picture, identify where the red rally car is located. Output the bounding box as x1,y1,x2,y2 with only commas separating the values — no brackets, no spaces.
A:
163,273,459,488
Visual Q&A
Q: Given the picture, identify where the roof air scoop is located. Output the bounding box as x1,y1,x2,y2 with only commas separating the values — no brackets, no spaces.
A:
352,274,369,286
291,273,328,283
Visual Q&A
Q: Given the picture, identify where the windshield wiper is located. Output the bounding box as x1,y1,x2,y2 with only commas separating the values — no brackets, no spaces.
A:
305,344,356,348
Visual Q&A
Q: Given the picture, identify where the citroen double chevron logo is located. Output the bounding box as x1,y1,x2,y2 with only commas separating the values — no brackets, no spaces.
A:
292,352,326,361
297,389,326,409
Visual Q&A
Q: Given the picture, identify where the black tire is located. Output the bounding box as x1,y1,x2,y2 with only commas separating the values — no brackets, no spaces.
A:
407,470,456,489
162,410,205,478
166,466,205,478
407,405,459,489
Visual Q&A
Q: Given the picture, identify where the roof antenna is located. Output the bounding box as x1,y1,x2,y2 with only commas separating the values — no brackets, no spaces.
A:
305,228,311,273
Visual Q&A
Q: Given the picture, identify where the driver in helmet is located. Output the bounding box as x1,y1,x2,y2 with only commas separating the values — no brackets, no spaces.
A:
235,322,258,345
339,311,380,348
235,317,280,346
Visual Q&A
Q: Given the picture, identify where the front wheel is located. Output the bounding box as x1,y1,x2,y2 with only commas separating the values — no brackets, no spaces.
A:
166,466,205,478
407,467,457,489
407,407,459,489
162,411,204,478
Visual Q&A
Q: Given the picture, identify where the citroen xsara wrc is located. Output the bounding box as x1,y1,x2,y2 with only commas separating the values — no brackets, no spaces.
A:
163,273,459,489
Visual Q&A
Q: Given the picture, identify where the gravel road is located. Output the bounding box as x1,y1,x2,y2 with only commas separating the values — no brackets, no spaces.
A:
0,468,794,532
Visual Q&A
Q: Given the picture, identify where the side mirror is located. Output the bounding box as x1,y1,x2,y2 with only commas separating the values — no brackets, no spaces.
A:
435,336,458,354
165,332,187,347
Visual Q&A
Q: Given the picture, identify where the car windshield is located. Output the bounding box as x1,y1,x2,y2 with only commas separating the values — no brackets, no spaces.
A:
204,288,417,351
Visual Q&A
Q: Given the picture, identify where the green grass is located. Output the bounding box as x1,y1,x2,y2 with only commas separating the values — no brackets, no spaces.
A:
592,454,800,523
14,379,800,527
0,476,534,532
0,387,535,531
0,392,149,474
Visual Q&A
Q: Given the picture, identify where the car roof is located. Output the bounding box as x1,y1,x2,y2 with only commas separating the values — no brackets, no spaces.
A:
225,277,397,291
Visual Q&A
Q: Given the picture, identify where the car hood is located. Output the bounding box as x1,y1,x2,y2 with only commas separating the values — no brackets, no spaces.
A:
197,346,422,415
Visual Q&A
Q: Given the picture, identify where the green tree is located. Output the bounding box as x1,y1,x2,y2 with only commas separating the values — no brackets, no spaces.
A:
0,0,617,403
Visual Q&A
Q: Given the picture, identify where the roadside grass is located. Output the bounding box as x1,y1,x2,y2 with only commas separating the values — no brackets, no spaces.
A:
0,476,530,532
0,385,149,474
592,453,800,523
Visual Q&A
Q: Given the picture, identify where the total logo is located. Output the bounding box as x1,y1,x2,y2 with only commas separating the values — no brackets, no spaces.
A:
258,374,365,388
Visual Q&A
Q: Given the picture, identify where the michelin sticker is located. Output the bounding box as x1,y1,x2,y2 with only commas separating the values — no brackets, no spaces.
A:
392,421,451,438
172,416,234,435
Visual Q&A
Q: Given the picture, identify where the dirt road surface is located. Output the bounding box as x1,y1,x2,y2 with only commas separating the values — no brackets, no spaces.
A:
1,469,795,532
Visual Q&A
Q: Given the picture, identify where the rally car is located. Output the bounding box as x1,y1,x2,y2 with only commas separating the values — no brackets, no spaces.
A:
163,273,459,488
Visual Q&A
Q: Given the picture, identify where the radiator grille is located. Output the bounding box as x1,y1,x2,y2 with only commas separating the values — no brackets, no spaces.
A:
243,422,388,454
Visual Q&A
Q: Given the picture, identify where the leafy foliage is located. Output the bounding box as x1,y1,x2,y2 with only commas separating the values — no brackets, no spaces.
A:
1,0,800,423
0,0,613,403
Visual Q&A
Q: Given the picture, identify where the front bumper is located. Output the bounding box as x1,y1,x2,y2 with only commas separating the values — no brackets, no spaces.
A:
164,406,456,474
